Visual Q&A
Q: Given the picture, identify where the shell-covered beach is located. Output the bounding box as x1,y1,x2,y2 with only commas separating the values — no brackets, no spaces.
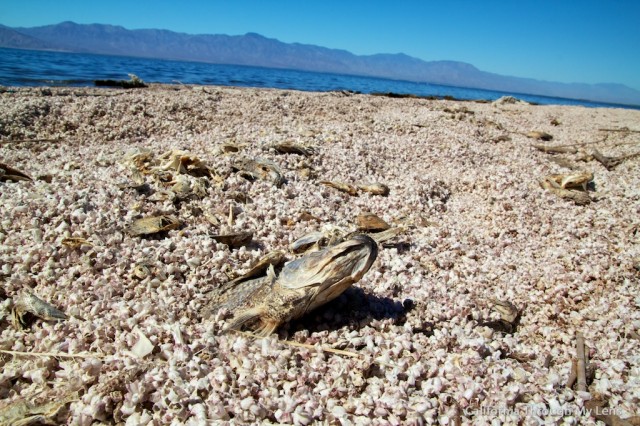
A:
1,85,639,424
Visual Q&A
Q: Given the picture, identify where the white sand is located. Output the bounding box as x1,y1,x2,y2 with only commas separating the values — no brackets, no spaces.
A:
1,85,639,424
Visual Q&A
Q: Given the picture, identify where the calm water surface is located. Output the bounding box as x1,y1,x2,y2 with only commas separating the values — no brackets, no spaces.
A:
0,47,634,109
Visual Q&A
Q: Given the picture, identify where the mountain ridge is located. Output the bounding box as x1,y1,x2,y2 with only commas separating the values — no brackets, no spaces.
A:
2,21,639,105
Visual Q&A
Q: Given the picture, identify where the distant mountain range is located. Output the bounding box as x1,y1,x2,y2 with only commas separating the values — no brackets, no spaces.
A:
2,21,639,105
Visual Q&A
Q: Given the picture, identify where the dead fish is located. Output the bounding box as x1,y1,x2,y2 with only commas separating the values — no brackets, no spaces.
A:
11,291,67,329
540,178,591,205
211,231,253,249
147,189,175,202
206,235,378,336
481,299,521,333
157,150,212,177
61,237,93,249
170,174,192,198
546,171,593,191
127,214,180,236
233,158,284,187
0,387,78,425
357,183,390,196
356,213,391,232
228,250,286,285
122,148,153,169
320,180,359,196
0,163,32,182
290,231,330,254
271,142,315,156
131,263,152,280
527,131,553,141
368,227,406,243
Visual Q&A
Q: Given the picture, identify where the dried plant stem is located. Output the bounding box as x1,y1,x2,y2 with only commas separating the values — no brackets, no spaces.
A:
599,128,640,133
576,332,587,392
567,359,578,388
0,349,106,359
592,149,622,170
235,330,395,367
0,138,61,145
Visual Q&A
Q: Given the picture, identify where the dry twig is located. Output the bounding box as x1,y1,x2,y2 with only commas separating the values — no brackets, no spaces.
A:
576,332,587,392
0,349,106,359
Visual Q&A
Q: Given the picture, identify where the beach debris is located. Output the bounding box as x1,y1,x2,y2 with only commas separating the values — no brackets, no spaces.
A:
131,262,152,280
60,237,93,249
270,142,315,156
130,327,155,358
123,149,214,181
576,332,588,392
356,213,391,232
169,174,192,198
532,143,578,154
210,231,253,249
319,181,390,196
0,163,32,182
168,174,208,199
94,73,147,88
228,250,286,285
126,214,180,236
11,291,67,330
290,231,333,254
147,189,174,202
232,158,284,187
584,395,640,426
547,157,577,169
297,164,317,180
540,172,593,205
492,135,512,143
492,96,529,105
204,235,378,336
545,171,593,191
320,180,359,196
297,210,321,222
527,131,553,141
156,150,212,177
368,226,406,244
357,182,390,196
590,149,640,171
480,299,520,333
122,149,155,174
0,388,78,426
290,226,346,254
591,149,621,170
219,142,241,154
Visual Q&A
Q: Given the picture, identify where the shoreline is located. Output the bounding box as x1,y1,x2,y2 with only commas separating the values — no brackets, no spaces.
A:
3,80,640,111
1,85,639,424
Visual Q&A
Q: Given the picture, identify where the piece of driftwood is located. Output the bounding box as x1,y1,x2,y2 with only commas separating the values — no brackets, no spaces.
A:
576,332,587,392
532,144,578,154
592,149,622,170
0,163,32,182
566,359,578,388
598,127,640,133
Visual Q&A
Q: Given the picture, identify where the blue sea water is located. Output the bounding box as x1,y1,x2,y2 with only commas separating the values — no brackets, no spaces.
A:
0,47,635,109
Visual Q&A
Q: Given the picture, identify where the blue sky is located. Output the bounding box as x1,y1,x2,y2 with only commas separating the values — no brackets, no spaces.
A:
2,0,639,90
